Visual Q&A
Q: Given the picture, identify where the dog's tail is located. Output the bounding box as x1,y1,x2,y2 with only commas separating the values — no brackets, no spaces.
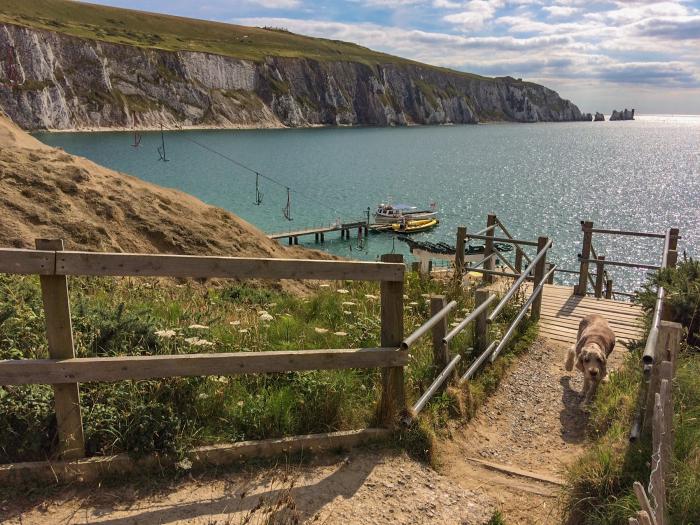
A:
565,346,576,371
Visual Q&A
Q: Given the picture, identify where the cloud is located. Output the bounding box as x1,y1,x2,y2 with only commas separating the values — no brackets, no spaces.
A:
542,5,580,17
442,0,505,31
249,0,301,7
597,61,700,87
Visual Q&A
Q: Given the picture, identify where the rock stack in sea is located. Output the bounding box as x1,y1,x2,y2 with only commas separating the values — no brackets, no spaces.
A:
610,109,634,121
594,112,605,121
581,113,593,121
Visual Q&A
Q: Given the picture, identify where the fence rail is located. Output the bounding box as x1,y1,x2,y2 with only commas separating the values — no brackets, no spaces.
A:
0,242,407,462
405,215,552,420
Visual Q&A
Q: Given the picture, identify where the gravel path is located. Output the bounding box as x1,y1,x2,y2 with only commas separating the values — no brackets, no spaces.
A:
439,338,612,524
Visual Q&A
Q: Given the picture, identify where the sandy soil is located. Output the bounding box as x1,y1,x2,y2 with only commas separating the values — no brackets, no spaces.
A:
1,450,495,525
0,111,329,286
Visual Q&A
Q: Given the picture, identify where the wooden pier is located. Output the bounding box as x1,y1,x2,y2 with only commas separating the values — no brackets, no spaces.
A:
268,220,369,245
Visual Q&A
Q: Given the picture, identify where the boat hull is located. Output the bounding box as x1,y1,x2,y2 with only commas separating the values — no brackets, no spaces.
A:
391,218,439,234
374,211,438,224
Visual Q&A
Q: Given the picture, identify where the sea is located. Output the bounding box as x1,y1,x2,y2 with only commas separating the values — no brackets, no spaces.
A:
34,114,700,293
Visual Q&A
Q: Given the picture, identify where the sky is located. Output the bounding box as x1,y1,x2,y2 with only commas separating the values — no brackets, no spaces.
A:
90,0,700,114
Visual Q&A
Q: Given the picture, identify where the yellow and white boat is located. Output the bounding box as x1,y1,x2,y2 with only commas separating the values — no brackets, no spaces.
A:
391,218,439,234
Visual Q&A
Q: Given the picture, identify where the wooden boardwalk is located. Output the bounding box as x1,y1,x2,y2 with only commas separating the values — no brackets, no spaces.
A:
539,284,645,349
268,221,368,243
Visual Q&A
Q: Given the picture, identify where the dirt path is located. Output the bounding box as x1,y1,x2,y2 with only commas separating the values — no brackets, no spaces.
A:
438,338,620,524
1,450,495,525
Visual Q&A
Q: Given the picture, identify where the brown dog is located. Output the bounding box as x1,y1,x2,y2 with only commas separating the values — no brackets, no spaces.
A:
565,314,616,405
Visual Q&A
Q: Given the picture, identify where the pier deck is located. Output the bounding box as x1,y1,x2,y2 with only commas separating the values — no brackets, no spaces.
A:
539,284,644,349
268,221,368,244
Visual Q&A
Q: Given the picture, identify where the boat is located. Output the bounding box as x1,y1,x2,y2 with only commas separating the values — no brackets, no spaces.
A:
398,236,513,261
374,203,438,224
391,218,439,234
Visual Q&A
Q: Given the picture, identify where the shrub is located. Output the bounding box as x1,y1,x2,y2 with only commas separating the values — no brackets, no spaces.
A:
637,257,700,345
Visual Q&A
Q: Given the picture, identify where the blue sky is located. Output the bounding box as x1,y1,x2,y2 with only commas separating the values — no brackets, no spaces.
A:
92,0,700,114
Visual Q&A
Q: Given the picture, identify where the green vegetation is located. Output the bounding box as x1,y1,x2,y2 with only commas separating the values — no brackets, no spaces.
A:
0,0,489,80
0,271,532,464
563,259,700,524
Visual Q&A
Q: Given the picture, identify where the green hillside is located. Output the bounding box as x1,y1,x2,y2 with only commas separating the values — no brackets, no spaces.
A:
0,0,488,80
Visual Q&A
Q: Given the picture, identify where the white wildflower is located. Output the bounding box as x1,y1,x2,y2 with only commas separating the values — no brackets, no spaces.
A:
403,294,409,300
336,288,349,294
188,324,209,330
319,284,331,288
341,301,356,306
364,294,378,300
409,301,419,306
259,312,274,322
333,331,348,337
314,327,329,334
229,320,241,326
257,310,269,316
155,329,176,338
239,328,249,334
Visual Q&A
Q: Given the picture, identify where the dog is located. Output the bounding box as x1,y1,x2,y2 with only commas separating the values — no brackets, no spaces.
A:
565,314,616,405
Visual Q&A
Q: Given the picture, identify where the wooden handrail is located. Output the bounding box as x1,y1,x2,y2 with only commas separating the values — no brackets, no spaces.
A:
0,347,407,385
577,257,661,271
0,248,404,282
0,248,56,275
584,227,669,239
464,234,539,247
495,217,533,265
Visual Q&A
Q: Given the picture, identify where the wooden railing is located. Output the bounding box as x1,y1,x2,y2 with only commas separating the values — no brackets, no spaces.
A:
630,321,682,525
403,215,552,420
0,241,407,461
575,221,679,299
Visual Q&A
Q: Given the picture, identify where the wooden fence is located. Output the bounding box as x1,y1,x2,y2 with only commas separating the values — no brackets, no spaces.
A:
629,320,682,525
402,215,553,420
0,241,406,461
575,221,679,299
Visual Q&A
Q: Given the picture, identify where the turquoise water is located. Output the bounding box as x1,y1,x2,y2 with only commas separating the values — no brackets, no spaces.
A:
34,115,699,292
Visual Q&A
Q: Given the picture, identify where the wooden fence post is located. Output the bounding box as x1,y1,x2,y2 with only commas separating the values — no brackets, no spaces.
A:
576,221,593,296
605,279,613,299
431,296,453,390
483,214,497,283
474,288,490,353
595,256,606,298
651,391,667,525
35,239,85,460
514,249,523,274
546,262,555,284
644,321,681,432
378,253,405,427
531,236,548,321
455,226,466,273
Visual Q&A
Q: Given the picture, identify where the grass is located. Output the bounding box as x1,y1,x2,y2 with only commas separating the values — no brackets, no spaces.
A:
0,270,532,464
563,259,700,524
0,0,489,82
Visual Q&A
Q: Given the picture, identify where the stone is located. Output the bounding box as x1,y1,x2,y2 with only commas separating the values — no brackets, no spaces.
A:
609,108,635,121
594,112,605,121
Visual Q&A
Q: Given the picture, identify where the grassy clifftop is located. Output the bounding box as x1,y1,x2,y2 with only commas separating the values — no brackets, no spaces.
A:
0,0,487,79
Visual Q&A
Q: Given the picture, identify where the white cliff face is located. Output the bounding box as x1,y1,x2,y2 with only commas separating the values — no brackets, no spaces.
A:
0,23,586,130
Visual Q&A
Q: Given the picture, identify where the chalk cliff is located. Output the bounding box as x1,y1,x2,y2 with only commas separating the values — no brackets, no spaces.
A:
0,23,588,130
